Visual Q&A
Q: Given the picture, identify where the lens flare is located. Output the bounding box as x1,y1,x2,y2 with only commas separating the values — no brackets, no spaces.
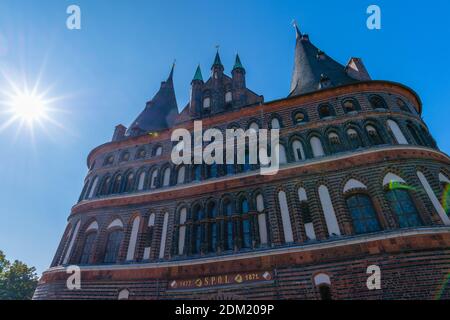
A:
388,180,417,192
442,183,450,215
8,91,48,124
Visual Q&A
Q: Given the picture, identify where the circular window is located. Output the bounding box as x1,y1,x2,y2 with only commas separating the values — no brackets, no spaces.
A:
294,112,305,124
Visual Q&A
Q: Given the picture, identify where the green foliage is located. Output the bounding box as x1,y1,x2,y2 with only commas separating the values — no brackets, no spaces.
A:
0,250,39,300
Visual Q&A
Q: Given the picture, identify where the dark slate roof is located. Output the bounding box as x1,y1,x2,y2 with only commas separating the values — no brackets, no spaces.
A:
126,66,178,137
289,33,358,96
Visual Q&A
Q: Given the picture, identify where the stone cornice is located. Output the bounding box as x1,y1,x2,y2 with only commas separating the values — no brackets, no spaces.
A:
72,146,450,216
86,80,422,168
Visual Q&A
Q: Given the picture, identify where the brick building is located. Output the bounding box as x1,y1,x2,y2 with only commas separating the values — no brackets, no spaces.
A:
34,25,450,300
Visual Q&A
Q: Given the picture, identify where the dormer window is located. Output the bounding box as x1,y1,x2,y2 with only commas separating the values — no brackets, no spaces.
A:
319,74,332,89
203,97,211,109
225,91,232,104
317,50,325,60
318,103,334,119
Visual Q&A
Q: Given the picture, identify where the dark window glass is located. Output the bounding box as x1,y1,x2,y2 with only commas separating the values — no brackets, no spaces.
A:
407,124,424,146
226,221,234,250
193,165,201,181
346,194,381,234
319,285,332,300
242,219,251,248
207,163,218,178
210,223,218,252
369,95,387,109
386,189,422,228
396,98,410,113
99,177,111,195
194,224,203,254
226,164,235,175
80,232,96,264
124,173,134,192
343,99,358,113
318,104,334,118
104,230,123,263
366,125,384,145
208,203,217,218
300,202,312,224
112,175,122,194
224,201,233,216
243,153,251,172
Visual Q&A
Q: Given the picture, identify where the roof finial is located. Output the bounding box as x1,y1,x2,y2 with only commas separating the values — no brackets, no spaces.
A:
292,19,302,39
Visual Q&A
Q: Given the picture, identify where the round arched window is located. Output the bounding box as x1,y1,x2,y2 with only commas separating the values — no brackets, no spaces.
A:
294,112,305,124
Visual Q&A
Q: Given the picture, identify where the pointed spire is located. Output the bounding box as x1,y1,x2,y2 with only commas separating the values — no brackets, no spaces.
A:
289,29,358,96
167,61,175,83
233,54,244,70
192,65,203,82
212,49,223,68
292,20,302,39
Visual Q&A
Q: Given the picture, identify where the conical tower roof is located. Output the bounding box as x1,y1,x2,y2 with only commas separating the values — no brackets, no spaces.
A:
289,26,358,96
126,65,178,136
192,65,203,82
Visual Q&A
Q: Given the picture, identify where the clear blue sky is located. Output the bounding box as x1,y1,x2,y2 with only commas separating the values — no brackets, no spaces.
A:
0,0,449,275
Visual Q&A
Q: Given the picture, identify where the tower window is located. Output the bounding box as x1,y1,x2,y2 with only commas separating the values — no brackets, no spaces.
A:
342,99,360,113
136,148,146,159
271,117,281,129
203,97,211,109
328,132,340,145
104,155,114,166
120,152,130,162
154,146,163,156
318,104,334,118
386,189,422,228
346,194,381,234
79,232,96,264
319,285,332,300
347,129,362,149
369,95,387,110
292,140,305,161
225,91,232,103
104,230,124,264
293,111,308,124
365,125,383,145
396,98,411,113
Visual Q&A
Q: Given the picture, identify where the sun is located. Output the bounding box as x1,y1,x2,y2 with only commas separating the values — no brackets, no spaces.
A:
9,91,48,124
0,75,63,137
